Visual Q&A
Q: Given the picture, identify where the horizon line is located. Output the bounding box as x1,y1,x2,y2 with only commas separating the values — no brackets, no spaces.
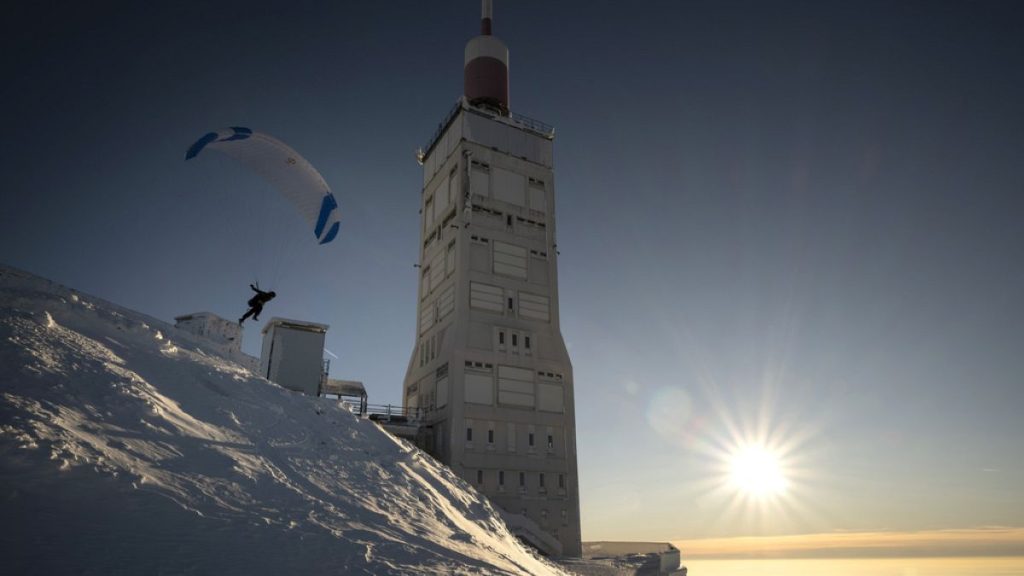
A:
670,526,1024,559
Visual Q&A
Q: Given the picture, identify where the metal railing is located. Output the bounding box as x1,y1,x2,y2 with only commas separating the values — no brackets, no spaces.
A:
364,404,436,424
420,99,556,160
508,111,555,138
421,100,464,160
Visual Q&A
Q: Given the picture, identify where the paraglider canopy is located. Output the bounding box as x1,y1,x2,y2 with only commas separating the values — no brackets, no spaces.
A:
186,127,341,245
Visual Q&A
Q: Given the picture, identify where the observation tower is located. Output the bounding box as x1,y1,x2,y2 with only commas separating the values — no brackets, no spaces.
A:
402,0,581,557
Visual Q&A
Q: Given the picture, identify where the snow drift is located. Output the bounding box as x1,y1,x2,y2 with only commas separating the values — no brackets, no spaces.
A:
0,265,567,575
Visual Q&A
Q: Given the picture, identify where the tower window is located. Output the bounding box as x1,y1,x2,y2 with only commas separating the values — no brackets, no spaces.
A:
529,433,535,447
519,471,525,487
559,474,565,489
498,332,505,344
539,473,545,488
477,470,484,484
499,470,505,485
466,427,473,442
488,429,494,444
507,297,514,311
547,434,554,450
512,334,518,347
524,336,531,350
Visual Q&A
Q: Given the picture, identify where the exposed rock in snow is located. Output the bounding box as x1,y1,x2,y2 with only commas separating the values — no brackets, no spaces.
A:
0,265,567,575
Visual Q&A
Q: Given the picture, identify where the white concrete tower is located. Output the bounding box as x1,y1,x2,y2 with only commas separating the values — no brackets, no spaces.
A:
402,0,581,557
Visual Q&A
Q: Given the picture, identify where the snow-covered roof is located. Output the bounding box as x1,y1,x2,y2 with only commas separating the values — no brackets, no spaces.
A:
260,317,329,334
322,379,366,397
173,311,222,322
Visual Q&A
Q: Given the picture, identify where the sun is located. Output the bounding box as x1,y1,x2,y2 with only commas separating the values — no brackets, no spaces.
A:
729,444,787,497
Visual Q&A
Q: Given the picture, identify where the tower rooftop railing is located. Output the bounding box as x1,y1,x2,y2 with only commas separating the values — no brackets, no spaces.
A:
507,110,554,138
420,100,464,161
420,99,555,162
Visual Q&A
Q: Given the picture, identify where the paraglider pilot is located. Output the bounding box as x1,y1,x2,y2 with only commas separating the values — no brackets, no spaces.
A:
239,284,276,325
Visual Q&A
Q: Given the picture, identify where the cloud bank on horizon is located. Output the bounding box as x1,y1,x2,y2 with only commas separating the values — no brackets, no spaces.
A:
675,527,1024,559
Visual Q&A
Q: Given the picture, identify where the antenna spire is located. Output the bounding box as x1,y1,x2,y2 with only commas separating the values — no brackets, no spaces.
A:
481,0,493,35
464,0,509,114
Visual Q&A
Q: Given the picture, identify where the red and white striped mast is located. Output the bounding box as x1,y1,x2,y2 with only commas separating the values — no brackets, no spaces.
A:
463,0,510,115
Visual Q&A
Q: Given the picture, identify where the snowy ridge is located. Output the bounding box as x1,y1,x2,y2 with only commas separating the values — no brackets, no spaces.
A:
0,266,567,575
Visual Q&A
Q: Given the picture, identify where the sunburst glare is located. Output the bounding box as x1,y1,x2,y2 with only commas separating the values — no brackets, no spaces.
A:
660,378,830,535
729,443,787,497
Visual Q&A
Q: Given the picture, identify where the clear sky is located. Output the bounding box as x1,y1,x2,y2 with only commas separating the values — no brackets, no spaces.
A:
3,0,1023,553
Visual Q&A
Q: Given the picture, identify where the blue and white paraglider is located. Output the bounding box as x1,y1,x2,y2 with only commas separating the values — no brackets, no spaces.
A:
186,127,340,245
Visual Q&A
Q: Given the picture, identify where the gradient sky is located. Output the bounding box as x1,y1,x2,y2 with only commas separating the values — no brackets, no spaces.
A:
3,0,1024,550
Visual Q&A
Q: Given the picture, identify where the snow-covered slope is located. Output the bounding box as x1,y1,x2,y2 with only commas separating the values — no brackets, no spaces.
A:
0,266,567,575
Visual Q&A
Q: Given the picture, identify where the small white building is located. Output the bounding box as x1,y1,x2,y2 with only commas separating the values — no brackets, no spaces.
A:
259,318,329,396
580,542,685,575
174,312,243,355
